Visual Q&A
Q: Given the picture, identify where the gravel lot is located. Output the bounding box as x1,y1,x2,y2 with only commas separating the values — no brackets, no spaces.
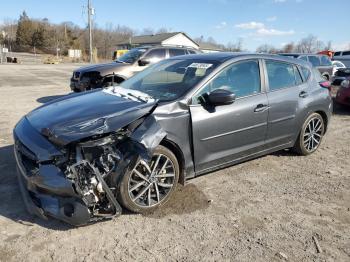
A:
0,64,349,262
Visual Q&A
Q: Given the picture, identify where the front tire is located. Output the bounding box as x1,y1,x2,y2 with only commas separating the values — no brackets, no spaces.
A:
293,113,325,155
118,145,179,213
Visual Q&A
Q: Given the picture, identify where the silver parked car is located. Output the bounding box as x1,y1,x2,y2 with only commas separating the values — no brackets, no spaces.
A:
70,45,201,92
14,53,332,226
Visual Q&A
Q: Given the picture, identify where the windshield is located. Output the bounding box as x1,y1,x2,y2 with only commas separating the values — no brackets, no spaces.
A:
116,48,147,64
119,59,219,101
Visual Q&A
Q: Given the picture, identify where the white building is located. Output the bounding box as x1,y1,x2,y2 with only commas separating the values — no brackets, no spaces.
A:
116,32,199,50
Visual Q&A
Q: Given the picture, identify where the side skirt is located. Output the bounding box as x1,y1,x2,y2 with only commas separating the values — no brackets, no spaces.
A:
192,142,293,178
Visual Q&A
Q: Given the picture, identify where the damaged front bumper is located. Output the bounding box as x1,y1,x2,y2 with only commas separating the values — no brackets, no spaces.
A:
13,117,124,226
14,133,95,226
13,112,166,226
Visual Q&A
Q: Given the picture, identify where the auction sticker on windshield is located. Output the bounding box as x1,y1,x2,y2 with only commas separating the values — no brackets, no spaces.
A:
188,63,213,69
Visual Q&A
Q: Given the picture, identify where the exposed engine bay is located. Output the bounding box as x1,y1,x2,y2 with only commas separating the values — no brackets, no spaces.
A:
64,134,124,218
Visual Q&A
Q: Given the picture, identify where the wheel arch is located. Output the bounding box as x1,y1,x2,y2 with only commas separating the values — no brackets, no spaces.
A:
160,138,186,185
315,110,329,133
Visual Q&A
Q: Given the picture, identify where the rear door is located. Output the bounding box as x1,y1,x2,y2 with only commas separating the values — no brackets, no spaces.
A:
189,59,269,172
264,59,306,148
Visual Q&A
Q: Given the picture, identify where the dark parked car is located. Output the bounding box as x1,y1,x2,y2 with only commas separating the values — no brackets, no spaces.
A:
332,67,350,86
70,45,201,92
14,53,332,226
279,53,333,81
335,79,350,106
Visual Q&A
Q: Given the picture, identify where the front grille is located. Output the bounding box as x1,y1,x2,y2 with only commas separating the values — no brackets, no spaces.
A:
15,139,39,176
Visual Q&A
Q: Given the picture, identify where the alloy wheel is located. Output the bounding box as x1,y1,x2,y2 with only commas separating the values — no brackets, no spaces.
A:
303,117,323,152
128,154,176,207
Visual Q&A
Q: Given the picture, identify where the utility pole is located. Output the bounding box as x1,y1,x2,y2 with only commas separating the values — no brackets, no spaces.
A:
88,0,93,63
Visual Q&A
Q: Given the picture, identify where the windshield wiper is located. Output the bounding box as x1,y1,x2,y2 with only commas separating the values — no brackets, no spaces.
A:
126,92,148,103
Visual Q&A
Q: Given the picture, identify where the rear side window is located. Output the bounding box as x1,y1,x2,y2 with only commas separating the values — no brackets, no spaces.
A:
300,67,311,81
343,51,350,56
266,60,297,91
320,56,332,66
308,56,321,67
169,49,186,57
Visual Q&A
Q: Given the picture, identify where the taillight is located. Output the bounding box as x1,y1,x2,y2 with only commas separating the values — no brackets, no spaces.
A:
319,81,331,92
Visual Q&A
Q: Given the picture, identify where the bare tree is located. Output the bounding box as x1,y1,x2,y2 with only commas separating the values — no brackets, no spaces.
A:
225,38,243,52
282,42,294,53
256,44,280,54
295,34,325,53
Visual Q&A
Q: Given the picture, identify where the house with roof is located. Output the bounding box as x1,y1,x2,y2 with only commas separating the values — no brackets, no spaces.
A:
116,32,199,50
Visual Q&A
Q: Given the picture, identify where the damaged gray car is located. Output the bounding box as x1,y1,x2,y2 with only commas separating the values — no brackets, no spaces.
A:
14,53,332,226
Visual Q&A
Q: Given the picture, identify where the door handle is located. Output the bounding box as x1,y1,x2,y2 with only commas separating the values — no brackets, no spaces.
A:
299,91,308,98
254,104,269,112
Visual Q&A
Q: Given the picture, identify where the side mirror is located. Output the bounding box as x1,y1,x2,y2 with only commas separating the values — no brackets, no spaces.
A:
138,58,150,66
208,88,236,106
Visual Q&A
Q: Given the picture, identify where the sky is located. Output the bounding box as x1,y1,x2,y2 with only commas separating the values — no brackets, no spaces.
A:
1,0,349,51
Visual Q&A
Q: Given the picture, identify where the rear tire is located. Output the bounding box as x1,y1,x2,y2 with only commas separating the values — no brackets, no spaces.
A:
292,113,325,155
118,145,179,214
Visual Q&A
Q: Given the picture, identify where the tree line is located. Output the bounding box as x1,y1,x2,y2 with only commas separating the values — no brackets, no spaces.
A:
256,35,335,54
0,11,246,60
1,11,345,61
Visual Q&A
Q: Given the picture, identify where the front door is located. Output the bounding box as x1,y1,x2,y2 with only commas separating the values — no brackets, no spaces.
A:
189,59,269,173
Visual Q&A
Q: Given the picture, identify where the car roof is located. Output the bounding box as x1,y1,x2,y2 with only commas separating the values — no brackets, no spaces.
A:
279,53,326,57
167,52,311,67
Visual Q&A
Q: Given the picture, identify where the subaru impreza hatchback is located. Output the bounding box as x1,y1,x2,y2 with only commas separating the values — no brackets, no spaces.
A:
14,53,332,225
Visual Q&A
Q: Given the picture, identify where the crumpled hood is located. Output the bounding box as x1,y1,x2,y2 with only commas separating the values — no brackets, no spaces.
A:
75,62,129,75
26,90,156,145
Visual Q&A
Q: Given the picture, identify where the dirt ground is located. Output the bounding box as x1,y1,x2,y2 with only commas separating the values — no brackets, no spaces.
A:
0,64,349,262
